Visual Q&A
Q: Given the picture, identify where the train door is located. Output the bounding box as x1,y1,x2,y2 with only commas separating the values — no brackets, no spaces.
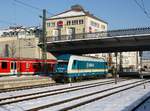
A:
10,61,17,75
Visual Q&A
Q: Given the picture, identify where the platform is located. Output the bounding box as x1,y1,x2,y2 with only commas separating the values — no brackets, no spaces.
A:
0,75,55,90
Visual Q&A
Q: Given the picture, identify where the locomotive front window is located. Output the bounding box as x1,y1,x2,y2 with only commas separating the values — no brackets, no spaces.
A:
2,62,7,69
73,60,77,65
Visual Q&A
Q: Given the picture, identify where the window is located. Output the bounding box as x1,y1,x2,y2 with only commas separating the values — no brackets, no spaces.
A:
72,20,75,25
11,62,13,69
47,22,55,27
11,62,16,69
67,21,71,25
101,25,105,30
91,21,99,28
47,23,50,27
26,63,29,69
73,60,77,66
51,22,55,27
33,63,38,69
67,19,83,25
14,62,16,69
2,62,7,69
72,20,78,25
79,19,84,24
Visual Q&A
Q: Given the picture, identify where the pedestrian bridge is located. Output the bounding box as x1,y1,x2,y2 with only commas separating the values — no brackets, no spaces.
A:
39,27,150,55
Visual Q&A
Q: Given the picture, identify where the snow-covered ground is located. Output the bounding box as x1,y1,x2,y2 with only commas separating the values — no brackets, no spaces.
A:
70,82,150,111
0,79,145,111
0,78,113,99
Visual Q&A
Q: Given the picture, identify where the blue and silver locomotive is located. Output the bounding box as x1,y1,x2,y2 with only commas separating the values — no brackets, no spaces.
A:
54,54,108,82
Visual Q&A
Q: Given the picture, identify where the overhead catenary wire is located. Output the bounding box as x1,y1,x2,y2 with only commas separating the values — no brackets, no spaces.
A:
14,0,55,16
134,0,150,19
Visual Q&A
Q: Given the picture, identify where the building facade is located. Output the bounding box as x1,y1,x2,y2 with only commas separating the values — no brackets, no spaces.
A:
46,5,108,37
0,26,56,60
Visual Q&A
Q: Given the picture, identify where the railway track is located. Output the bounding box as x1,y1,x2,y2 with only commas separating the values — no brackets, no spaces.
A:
0,79,115,94
25,79,149,111
0,79,118,105
0,78,116,93
0,79,147,111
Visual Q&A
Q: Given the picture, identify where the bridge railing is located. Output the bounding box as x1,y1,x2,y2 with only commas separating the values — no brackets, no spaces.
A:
45,27,150,42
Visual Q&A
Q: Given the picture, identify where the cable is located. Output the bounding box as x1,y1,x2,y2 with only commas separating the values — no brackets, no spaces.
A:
14,0,42,11
14,0,55,16
134,0,150,19
141,0,150,17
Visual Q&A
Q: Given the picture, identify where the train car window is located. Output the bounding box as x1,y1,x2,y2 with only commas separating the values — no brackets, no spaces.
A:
33,63,38,69
14,62,16,69
11,62,13,69
38,63,41,70
33,63,40,69
26,63,29,69
2,62,7,69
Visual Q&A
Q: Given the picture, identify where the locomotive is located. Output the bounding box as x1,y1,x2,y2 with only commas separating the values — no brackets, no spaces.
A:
0,58,57,76
54,54,108,82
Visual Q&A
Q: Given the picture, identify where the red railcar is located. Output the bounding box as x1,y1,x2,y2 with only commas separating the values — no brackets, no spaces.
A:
0,58,57,76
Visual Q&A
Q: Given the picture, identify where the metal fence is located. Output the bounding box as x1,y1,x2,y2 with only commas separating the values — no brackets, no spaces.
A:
45,27,150,42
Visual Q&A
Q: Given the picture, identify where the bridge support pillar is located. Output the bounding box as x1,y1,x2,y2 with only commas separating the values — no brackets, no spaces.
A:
115,52,118,84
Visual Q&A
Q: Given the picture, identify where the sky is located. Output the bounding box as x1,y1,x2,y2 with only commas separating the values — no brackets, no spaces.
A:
0,0,150,30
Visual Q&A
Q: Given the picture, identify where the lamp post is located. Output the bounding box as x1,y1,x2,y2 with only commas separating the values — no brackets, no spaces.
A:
139,51,143,77
119,52,123,72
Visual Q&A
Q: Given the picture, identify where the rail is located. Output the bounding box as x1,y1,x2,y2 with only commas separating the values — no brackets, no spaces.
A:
28,79,149,111
0,79,116,106
43,27,150,43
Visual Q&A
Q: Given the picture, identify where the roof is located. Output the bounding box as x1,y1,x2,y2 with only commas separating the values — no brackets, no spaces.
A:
47,5,107,24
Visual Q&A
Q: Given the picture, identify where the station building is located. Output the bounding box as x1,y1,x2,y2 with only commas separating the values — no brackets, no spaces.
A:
46,5,140,70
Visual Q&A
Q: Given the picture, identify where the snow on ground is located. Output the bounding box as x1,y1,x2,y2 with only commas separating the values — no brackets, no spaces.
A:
0,79,140,111
0,79,113,99
70,82,150,111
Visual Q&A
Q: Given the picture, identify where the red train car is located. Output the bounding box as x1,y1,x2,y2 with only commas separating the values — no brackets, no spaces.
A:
0,58,57,76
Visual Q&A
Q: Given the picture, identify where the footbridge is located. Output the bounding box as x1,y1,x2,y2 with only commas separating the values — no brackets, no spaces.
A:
39,27,150,54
